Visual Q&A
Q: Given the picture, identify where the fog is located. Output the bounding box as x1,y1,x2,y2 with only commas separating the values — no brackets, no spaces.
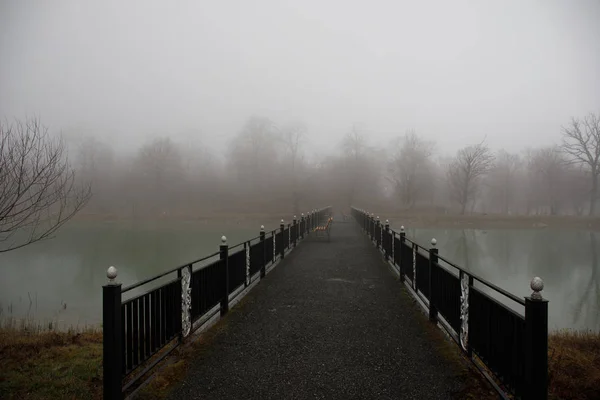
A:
1,0,600,221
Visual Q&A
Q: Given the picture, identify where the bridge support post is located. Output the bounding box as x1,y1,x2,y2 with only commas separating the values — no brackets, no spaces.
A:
524,277,548,400
399,227,406,282
293,216,297,247
103,266,122,400
220,236,229,316
300,214,305,239
428,239,439,323
280,220,285,259
260,226,266,278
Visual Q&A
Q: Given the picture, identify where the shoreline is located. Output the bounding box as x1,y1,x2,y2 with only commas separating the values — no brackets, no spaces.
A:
73,212,600,231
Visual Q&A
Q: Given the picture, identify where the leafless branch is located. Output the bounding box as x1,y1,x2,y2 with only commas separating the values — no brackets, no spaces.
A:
0,117,91,252
561,112,600,215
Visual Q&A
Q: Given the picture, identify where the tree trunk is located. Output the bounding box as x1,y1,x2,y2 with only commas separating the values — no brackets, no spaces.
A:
589,174,598,217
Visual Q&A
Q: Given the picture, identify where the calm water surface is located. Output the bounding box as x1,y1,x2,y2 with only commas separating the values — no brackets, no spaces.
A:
397,227,600,332
0,219,278,330
1,221,598,332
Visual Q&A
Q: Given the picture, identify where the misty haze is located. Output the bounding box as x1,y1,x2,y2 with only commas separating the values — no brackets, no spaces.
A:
1,1,599,398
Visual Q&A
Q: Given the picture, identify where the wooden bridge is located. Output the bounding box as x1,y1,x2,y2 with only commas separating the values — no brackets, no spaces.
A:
102,207,548,399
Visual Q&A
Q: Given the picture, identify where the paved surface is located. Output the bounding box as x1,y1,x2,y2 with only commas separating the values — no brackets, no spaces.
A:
167,219,466,399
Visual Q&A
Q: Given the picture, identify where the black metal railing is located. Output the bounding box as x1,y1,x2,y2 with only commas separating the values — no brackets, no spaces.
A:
102,206,332,399
350,207,548,400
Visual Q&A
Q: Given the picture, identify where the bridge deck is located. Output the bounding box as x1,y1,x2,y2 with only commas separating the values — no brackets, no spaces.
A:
168,218,468,399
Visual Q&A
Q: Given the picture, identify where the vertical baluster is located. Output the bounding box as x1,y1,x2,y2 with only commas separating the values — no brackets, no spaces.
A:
126,301,133,372
144,294,150,358
160,286,167,345
151,290,158,353
132,298,139,367
139,296,145,362
121,303,126,373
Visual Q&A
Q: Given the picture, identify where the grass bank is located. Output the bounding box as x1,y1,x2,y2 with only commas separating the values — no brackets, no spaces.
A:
0,328,102,399
549,330,600,400
0,327,598,399
380,213,600,231
74,210,600,231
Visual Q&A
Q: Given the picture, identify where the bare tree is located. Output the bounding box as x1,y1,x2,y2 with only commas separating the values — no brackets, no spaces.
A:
447,141,494,214
133,137,184,215
342,123,368,161
387,130,434,209
525,146,567,215
277,121,307,215
0,118,91,252
487,150,521,214
228,116,277,191
562,112,600,216
340,124,368,206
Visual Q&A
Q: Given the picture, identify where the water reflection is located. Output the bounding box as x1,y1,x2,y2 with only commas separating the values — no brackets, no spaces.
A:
399,227,600,332
0,220,269,329
571,232,599,330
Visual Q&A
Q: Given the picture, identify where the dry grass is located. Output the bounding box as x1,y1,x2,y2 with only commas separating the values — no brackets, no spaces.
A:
0,328,103,400
0,316,598,399
549,330,600,400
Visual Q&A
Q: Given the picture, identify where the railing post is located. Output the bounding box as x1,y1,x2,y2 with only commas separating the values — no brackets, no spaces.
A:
384,219,390,259
220,236,229,316
103,266,122,400
428,238,439,323
524,277,548,400
293,216,297,247
260,226,266,278
376,216,381,248
300,214,305,239
399,226,406,282
244,242,249,288
280,219,285,259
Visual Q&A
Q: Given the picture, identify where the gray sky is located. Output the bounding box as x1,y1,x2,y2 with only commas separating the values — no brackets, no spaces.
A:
1,0,599,156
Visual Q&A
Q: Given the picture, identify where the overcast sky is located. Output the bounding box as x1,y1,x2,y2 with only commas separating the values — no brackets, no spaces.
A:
1,0,599,157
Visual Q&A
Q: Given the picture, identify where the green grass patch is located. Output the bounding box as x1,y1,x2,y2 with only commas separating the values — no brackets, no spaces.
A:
0,329,102,399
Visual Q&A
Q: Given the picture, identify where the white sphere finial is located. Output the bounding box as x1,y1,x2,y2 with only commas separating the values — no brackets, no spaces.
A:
385,219,389,224
294,215,297,219
431,238,437,247
377,216,380,220
301,213,304,217
400,225,405,232
530,277,544,300
281,219,284,223
107,266,118,282
260,225,265,231
221,235,227,244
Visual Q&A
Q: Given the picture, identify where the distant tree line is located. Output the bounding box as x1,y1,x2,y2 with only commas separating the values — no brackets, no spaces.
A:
0,111,598,251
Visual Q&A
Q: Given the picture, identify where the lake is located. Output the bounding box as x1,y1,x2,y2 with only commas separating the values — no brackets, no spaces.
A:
1,220,598,332
0,218,279,330
399,226,600,332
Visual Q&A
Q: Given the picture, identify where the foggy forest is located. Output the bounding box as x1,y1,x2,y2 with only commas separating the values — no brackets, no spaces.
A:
1,1,600,254
1,2,600,399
